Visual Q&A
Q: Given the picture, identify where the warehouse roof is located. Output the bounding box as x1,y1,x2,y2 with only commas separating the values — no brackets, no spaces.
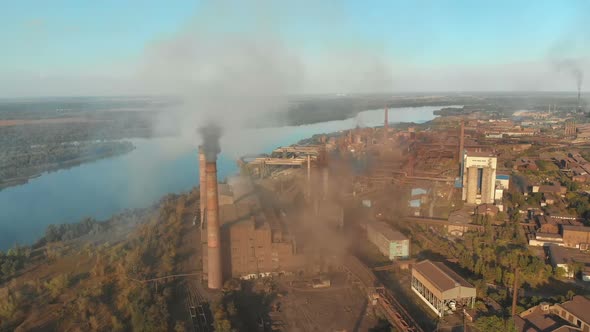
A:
561,225,590,233
368,221,408,242
413,260,473,292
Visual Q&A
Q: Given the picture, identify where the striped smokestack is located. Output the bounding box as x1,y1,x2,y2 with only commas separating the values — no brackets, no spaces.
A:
206,161,222,289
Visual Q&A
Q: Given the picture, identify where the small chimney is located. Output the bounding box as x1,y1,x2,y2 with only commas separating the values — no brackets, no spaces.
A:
206,161,222,289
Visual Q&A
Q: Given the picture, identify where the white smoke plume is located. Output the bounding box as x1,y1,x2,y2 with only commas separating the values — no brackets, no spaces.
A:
135,0,393,157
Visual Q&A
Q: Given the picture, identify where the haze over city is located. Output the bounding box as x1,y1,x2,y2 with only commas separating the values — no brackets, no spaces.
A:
1,1,590,332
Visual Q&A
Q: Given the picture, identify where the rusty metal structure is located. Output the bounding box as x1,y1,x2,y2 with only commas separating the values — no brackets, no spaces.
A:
205,161,222,290
341,256,424,332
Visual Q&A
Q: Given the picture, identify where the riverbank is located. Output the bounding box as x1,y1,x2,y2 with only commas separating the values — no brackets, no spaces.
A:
0,141,135,191
0,105,445,250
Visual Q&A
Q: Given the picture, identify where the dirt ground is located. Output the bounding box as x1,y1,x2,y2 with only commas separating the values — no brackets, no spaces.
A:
270,274,379,332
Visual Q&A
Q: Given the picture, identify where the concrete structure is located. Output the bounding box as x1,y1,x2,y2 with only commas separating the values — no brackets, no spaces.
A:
562,226,590,250
228,217,305,279
366,221,410,260
201,175,307,280
462,150,497,204
411,260,475,317
565,119,577,137
495,174,510,201
206,161,222,289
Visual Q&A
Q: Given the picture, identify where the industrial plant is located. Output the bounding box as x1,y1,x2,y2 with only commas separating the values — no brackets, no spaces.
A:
189,98,590,332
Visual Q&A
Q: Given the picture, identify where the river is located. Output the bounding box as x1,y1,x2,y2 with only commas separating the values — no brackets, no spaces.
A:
0,106,453,250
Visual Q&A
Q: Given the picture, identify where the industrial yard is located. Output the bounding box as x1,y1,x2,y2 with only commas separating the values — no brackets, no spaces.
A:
190,99,590,331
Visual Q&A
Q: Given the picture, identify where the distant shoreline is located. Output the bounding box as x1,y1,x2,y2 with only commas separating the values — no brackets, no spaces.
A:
0,144,135,191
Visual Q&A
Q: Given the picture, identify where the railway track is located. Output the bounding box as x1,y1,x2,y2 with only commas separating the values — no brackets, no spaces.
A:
341,256,425,332
186,281,211,332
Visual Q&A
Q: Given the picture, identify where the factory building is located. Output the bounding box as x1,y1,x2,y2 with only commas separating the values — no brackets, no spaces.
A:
411,260,476,317
366,221,409,260
201,173,306,281
515,296,590,332
461,150,497,204
553,296,590,331
562,225,590,250
227,205,306,279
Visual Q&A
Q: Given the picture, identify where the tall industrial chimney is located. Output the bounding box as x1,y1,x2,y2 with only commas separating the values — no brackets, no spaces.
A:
206,161,222,289
384,107,389,130
306,154,311,201
459,120,465,165
198,147,207,228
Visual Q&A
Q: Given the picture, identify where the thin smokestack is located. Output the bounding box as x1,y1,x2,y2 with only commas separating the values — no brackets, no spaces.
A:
198,146,207,228
459,120,465,165
199,123,223,290
206,161,222,289
384,107,389,130
307,154,311,201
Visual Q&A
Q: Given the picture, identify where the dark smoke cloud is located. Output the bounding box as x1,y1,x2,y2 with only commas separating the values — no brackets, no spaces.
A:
554,58,584,93
199,124,222,162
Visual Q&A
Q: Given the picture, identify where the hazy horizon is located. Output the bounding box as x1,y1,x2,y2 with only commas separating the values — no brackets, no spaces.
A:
2,0,589,98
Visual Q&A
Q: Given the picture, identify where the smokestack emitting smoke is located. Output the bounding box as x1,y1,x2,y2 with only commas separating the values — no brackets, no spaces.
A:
554,58,584,109
205,161,222,289
199,124,223,289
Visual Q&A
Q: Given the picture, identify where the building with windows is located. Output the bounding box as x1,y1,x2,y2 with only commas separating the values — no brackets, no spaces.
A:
366,221,409,261
461,150,497,204
515,296,590,332
411,260,476,317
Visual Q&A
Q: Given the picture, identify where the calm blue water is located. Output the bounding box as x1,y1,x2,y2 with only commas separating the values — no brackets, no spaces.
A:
0,106,450,249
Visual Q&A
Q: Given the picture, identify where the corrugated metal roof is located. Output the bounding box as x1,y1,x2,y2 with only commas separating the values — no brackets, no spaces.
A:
413,260,473,292
367,221,408,242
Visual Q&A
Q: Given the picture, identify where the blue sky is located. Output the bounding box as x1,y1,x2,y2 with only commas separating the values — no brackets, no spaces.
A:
1,0,589,96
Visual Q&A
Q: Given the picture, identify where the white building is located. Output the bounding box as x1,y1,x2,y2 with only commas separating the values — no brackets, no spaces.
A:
366,221,410,260
461,150,497,204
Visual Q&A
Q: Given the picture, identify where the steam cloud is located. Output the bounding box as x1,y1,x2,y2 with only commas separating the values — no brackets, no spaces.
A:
137,1,393,156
